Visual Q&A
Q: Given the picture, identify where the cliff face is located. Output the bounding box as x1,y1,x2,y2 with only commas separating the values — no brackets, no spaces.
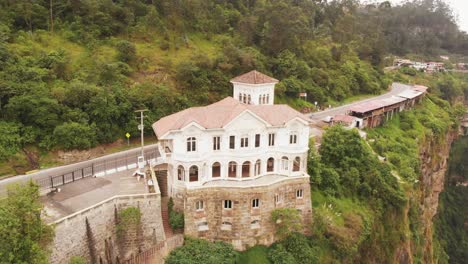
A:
409,130,457,263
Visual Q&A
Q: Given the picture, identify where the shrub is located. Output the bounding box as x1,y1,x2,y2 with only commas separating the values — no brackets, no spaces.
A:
115,40,136,63
116,207,141,238
52,122,97,150
271,208,302,239
166,237,238,264
168,197,184,230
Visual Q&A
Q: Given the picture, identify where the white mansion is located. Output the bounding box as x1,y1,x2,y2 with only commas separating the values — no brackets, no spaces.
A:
152,70,312,250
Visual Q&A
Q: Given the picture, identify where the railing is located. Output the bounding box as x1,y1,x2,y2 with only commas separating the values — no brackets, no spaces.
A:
35,148,160,192
125,234,184,264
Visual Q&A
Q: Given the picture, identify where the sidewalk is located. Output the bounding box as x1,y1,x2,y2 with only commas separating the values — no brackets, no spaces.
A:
41,170,147,223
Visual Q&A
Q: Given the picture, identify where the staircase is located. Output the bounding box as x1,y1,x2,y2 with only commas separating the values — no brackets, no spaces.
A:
161,197,174,238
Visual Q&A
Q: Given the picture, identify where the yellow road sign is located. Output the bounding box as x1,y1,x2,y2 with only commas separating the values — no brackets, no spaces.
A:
125,133,131,138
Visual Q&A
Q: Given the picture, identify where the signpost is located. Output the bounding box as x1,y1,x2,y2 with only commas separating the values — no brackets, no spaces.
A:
125,132,130,146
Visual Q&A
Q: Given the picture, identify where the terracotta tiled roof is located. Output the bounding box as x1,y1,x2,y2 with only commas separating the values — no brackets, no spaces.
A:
349,96,406,114
152,97,310,138
230,70,279,84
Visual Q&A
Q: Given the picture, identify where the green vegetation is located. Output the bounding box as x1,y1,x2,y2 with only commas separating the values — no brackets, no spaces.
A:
0,181,54,263
1,0,466,174
168,197,184,230
434,136,468,264
270,208,302,239
116,207,141,238
68,256,87,264
166,237,238,264
236,246,269,264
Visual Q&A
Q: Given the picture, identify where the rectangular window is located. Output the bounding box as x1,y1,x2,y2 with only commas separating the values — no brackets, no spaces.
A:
241,136,249,148
289,132,298,144
187,137,196,152
196,200,204,210
229,136,235,149
296,189,303,198
252,198,259,208
213,136,221,151
223,200,233,209
274,194,281,204
255,134,261,147
268,133,275,146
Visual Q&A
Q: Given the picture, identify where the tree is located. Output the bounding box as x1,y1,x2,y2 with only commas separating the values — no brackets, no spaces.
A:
0,121,21,160
271,208,302,239
0,181,54,263
52,122,97,150
115,40,136,64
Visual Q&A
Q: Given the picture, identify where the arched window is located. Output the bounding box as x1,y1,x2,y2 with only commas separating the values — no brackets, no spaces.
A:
212,162,221,178
228,161,237,177
239,92,242,101
248,94,252,104
189,165,198,182
267,157,275,172
281,156,289,171
242,161,251,177
293,157,300,172
243,94,247,104
177,165,185,181
258,96,262,105
267,94,270,104
187,137,196,152
254,159,261,176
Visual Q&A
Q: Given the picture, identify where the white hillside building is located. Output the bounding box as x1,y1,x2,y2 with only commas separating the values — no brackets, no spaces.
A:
153,70,310,191
151,70,312,250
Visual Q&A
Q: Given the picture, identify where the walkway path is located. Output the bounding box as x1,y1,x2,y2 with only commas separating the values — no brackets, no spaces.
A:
0,144,159,196
41,170,146,223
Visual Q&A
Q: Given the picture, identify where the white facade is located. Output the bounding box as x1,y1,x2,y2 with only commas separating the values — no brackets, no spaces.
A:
232,82,276,105
153,71,310,196
158,112,310,194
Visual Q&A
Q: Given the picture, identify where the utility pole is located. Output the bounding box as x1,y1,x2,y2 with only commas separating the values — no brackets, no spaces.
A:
135,109,148,160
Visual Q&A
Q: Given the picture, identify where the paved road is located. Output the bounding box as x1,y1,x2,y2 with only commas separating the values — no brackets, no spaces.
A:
0,143,159,196
309,82,412,121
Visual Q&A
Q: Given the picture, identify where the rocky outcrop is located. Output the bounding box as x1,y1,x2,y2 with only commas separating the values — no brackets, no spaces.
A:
417,131,457,263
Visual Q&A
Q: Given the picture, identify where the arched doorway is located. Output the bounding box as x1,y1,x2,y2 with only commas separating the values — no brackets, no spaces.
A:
189,165,198,182
267,157,275,172
212,162,221,178
242,161,251,177
228,161,237,178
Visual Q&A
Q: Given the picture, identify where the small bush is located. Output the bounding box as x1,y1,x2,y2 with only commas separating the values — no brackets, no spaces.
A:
168,197,184,230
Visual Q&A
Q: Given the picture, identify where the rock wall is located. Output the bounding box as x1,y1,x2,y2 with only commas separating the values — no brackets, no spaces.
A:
181,177,312,251
393,130,458,264
417,131,457,263
49,193,165,264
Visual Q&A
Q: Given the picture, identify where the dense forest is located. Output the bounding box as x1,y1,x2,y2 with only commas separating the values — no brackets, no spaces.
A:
0,0,467,163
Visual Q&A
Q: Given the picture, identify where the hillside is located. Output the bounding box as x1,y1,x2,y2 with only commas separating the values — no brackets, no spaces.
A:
1,0,468,175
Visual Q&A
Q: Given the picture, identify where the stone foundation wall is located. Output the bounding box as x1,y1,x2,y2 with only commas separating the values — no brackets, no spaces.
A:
49,193,165,264
181,177,312,250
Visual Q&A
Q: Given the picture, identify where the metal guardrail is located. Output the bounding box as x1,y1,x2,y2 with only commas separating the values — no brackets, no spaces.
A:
35,148,160,192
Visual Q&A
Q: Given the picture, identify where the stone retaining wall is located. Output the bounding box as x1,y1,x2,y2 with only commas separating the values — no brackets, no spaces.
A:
182,176,312,250
49,193,165,264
